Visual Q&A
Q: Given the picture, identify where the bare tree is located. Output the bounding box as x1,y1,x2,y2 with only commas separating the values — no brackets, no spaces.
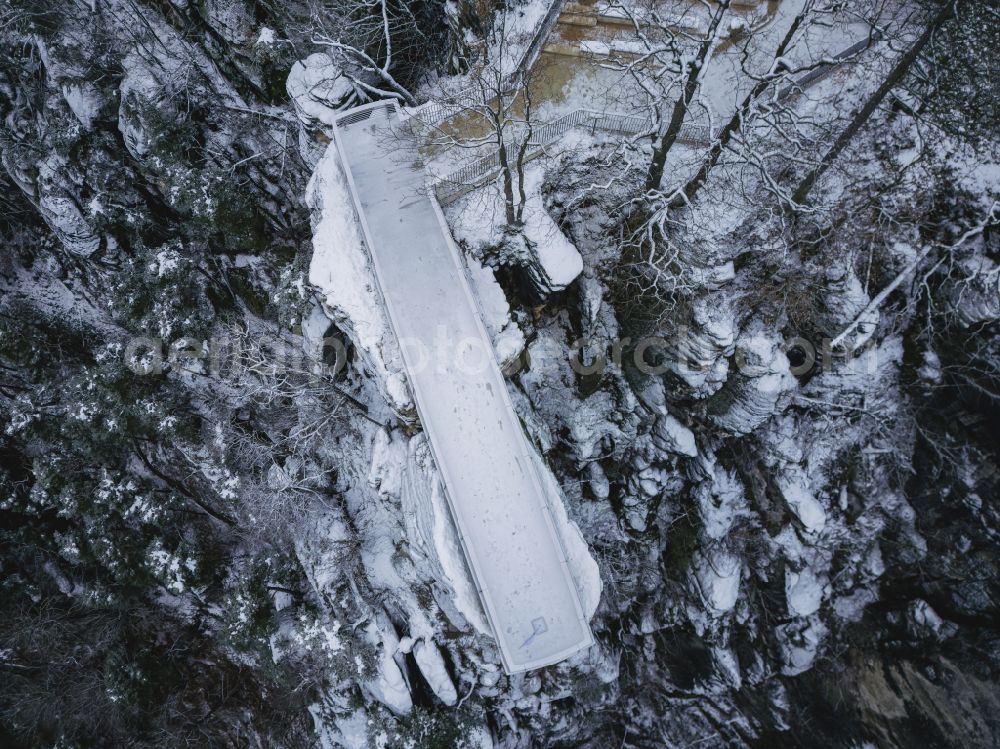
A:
791,0,959,207
672,0,845,208
607,0,733,194
191,325,379,540
418,10,543,230
613,1,927,302
310,0,429,106
831,202,999,351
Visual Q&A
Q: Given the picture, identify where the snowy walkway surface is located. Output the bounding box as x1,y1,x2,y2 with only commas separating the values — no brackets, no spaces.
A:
331,102,593,673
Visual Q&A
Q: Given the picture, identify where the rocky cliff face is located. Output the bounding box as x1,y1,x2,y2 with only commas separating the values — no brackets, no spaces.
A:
537,85,1000,744
1,1,999,748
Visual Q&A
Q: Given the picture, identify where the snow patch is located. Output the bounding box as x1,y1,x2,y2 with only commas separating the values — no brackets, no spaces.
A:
465,256,526,367
693,549,742,617
306,145,412,414
785,565,825,617
256,26,277,45
413,639,458,705
778,467,827,534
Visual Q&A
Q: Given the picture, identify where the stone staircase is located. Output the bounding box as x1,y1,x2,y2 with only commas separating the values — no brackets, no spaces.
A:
544,0,773,61
559,2,599,28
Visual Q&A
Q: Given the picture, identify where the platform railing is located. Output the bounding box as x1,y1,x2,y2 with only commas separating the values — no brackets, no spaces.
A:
429,107,712,204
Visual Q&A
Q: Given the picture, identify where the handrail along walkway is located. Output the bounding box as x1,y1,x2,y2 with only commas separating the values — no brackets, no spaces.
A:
329,100,593,674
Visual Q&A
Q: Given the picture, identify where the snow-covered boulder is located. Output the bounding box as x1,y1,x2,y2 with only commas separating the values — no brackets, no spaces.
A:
692,549,742,617
777,466,827,534
287,53,355,132
117,39,188,159
362,620,413,715
115,14,256,165
466,256,526,368
785,565,826,617
61,80,103,129
663,298,736,395
448,164,583,301
651,413,698,457
708,331,796,435
413,639,458,706
36,40,105,129
585,461,611,500
496,222,581,301
517,327,639,466
521,168,584,298
906,599,958,641
776,617,827,676
37,155,100,257
695,457,749,540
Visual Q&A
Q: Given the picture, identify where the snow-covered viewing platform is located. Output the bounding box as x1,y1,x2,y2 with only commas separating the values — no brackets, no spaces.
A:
329,101,593,673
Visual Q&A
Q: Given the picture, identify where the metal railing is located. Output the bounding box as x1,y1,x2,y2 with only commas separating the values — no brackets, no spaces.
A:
406,71,530,133
425,23,881,205
776,32,881,100
403,0,565,130
431,108,712,203
342,16,879,208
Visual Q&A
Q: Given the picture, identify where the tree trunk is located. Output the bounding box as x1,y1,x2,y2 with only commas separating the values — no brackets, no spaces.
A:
645,0,731,193
514,90,534,225
674,3,813,207
498,141,517,226
791,1,957,207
